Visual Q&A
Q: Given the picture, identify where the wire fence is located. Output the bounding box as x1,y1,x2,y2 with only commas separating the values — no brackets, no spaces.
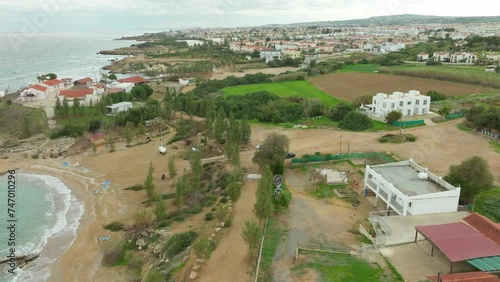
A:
291,151,394,165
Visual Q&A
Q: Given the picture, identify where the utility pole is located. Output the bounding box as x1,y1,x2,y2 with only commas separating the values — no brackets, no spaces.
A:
339,134,342,155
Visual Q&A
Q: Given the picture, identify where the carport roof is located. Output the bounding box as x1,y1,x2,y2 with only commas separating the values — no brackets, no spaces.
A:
467,256,500,272
415,222,500,262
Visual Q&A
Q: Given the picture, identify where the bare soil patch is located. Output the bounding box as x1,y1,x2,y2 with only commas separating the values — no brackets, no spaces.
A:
310,73,496,101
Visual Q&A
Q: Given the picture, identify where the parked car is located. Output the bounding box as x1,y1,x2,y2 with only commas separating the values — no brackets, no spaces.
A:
285,152,296,159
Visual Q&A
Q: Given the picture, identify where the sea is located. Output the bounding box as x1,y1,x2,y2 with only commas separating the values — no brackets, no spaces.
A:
0,32,139,93
0,173,84,282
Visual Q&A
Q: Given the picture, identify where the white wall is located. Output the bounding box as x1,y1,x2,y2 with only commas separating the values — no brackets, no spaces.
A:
408,192,460,215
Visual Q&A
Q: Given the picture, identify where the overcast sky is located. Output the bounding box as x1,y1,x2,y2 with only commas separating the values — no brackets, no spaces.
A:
1,0,499,34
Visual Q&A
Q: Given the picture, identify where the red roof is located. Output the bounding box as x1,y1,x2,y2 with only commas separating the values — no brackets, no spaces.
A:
58,88,94,98
416,222,500,262
74,77,93,84
60,78,73,82
426,272,500,282
43,79,63,86
116,76,146,84
30,84,48,92
463,213,500,246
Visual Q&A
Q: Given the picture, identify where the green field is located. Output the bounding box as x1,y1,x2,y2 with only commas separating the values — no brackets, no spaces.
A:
222,80,340,107
339,64,380,73
292,251,403,282
379,65,500,89
474,188,500,222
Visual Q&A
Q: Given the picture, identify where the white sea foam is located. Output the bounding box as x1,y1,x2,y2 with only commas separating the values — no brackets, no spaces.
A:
10,174,84,282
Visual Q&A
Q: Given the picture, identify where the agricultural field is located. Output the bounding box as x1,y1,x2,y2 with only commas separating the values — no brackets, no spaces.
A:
310,72,496,101
338,64,380,73
379,64,500,88
222,80,340,107
431,92,500,113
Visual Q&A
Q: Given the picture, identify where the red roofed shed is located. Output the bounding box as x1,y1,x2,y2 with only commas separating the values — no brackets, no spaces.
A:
426,272,500,282
116,76,146,85
59,88,94,98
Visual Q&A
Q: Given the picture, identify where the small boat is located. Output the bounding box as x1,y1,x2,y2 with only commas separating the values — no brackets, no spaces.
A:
100,236,111,241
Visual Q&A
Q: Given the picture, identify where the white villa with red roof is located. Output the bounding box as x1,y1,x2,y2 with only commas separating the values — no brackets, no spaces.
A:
74,77,93,87
57,88,97,106
41,79,64,93
20,84,49,102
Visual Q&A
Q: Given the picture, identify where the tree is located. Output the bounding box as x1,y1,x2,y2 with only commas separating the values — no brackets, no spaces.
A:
21,115,31,139
444,156,493,203
131,86,147,99
329,103,354,121
175,178,184,210
144,161,155,199
107,135,116,153
241,219,262,260
190,151,202,191
231,141,240,167
89,119,101,133
192,237,213,259
215,204,229,223
227,175,242,202
352,95,372,107
125,127,132,146
385,110,402,124
253,166,274,222
426,90,446,101
154,200,166,220
62,97,70,118
46,73,57,79
214,108,227,144
108,74,117,80
252,133,289,175
339,111,372,131
168,155,177,179
438,106,451,117
240,116,252,144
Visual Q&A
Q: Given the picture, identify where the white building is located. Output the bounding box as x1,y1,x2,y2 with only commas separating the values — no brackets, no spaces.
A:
433,51,450,62
106,102,132,115
260,49,282,63
377,42,406,54
282,49,302,59
108,82,134,93
364,160,461,216
417,52,429,61
368,90,431,118
179,77,194,86
450,52,477,64
41,79,64,93
57,88,97,106
19,84,48,102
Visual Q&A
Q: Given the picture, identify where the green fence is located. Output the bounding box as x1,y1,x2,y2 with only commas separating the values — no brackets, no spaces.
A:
291,152,394,165
446,113,464,120
391,120,425,127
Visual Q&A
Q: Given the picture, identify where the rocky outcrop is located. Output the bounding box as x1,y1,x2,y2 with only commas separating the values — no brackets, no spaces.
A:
0,254,39,272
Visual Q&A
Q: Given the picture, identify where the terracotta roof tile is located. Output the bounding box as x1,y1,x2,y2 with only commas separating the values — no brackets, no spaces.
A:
116,76,146,84
75,77,93,84
58,88,94,98
43,79,63,86
427,271,500,282
30,84,48,92
463,213,500,246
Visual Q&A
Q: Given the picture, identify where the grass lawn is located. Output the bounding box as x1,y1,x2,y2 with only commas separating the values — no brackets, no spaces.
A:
456,122,473,132
339,64,380,73
292,251,403,282
223,80,340,107
309,183,346,199
490,141,500,154
474,187,500,223
258,218,287,282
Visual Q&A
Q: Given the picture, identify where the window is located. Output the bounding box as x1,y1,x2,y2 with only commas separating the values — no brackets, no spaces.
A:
407,101,411,105
391,103,395,108
416,100,420,105
423,100,428,105
399,101,403,106
383,102,386,108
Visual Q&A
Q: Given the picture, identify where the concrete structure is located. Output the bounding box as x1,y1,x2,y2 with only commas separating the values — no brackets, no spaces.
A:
364,159,461,216
260,49,282,63
179,77,194,86
367,90,431,118
318,169,348,185
108,82,134,93
57,88,97,106
106,102,132,115
19,84,48,102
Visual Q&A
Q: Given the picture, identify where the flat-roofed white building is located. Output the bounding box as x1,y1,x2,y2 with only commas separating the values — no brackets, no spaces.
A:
106,101,132,115
366,90,431,118
364,160,461,216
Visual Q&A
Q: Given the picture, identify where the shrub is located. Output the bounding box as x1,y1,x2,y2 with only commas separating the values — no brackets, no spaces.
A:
426,90,446,101
124,184,144,191
163,231,198,258
204,212,214,221
101,240,125,267
339,111,372,131
104,221,125,231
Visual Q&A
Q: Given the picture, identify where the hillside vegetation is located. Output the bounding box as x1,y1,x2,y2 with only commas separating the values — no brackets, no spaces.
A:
0,101,48,140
